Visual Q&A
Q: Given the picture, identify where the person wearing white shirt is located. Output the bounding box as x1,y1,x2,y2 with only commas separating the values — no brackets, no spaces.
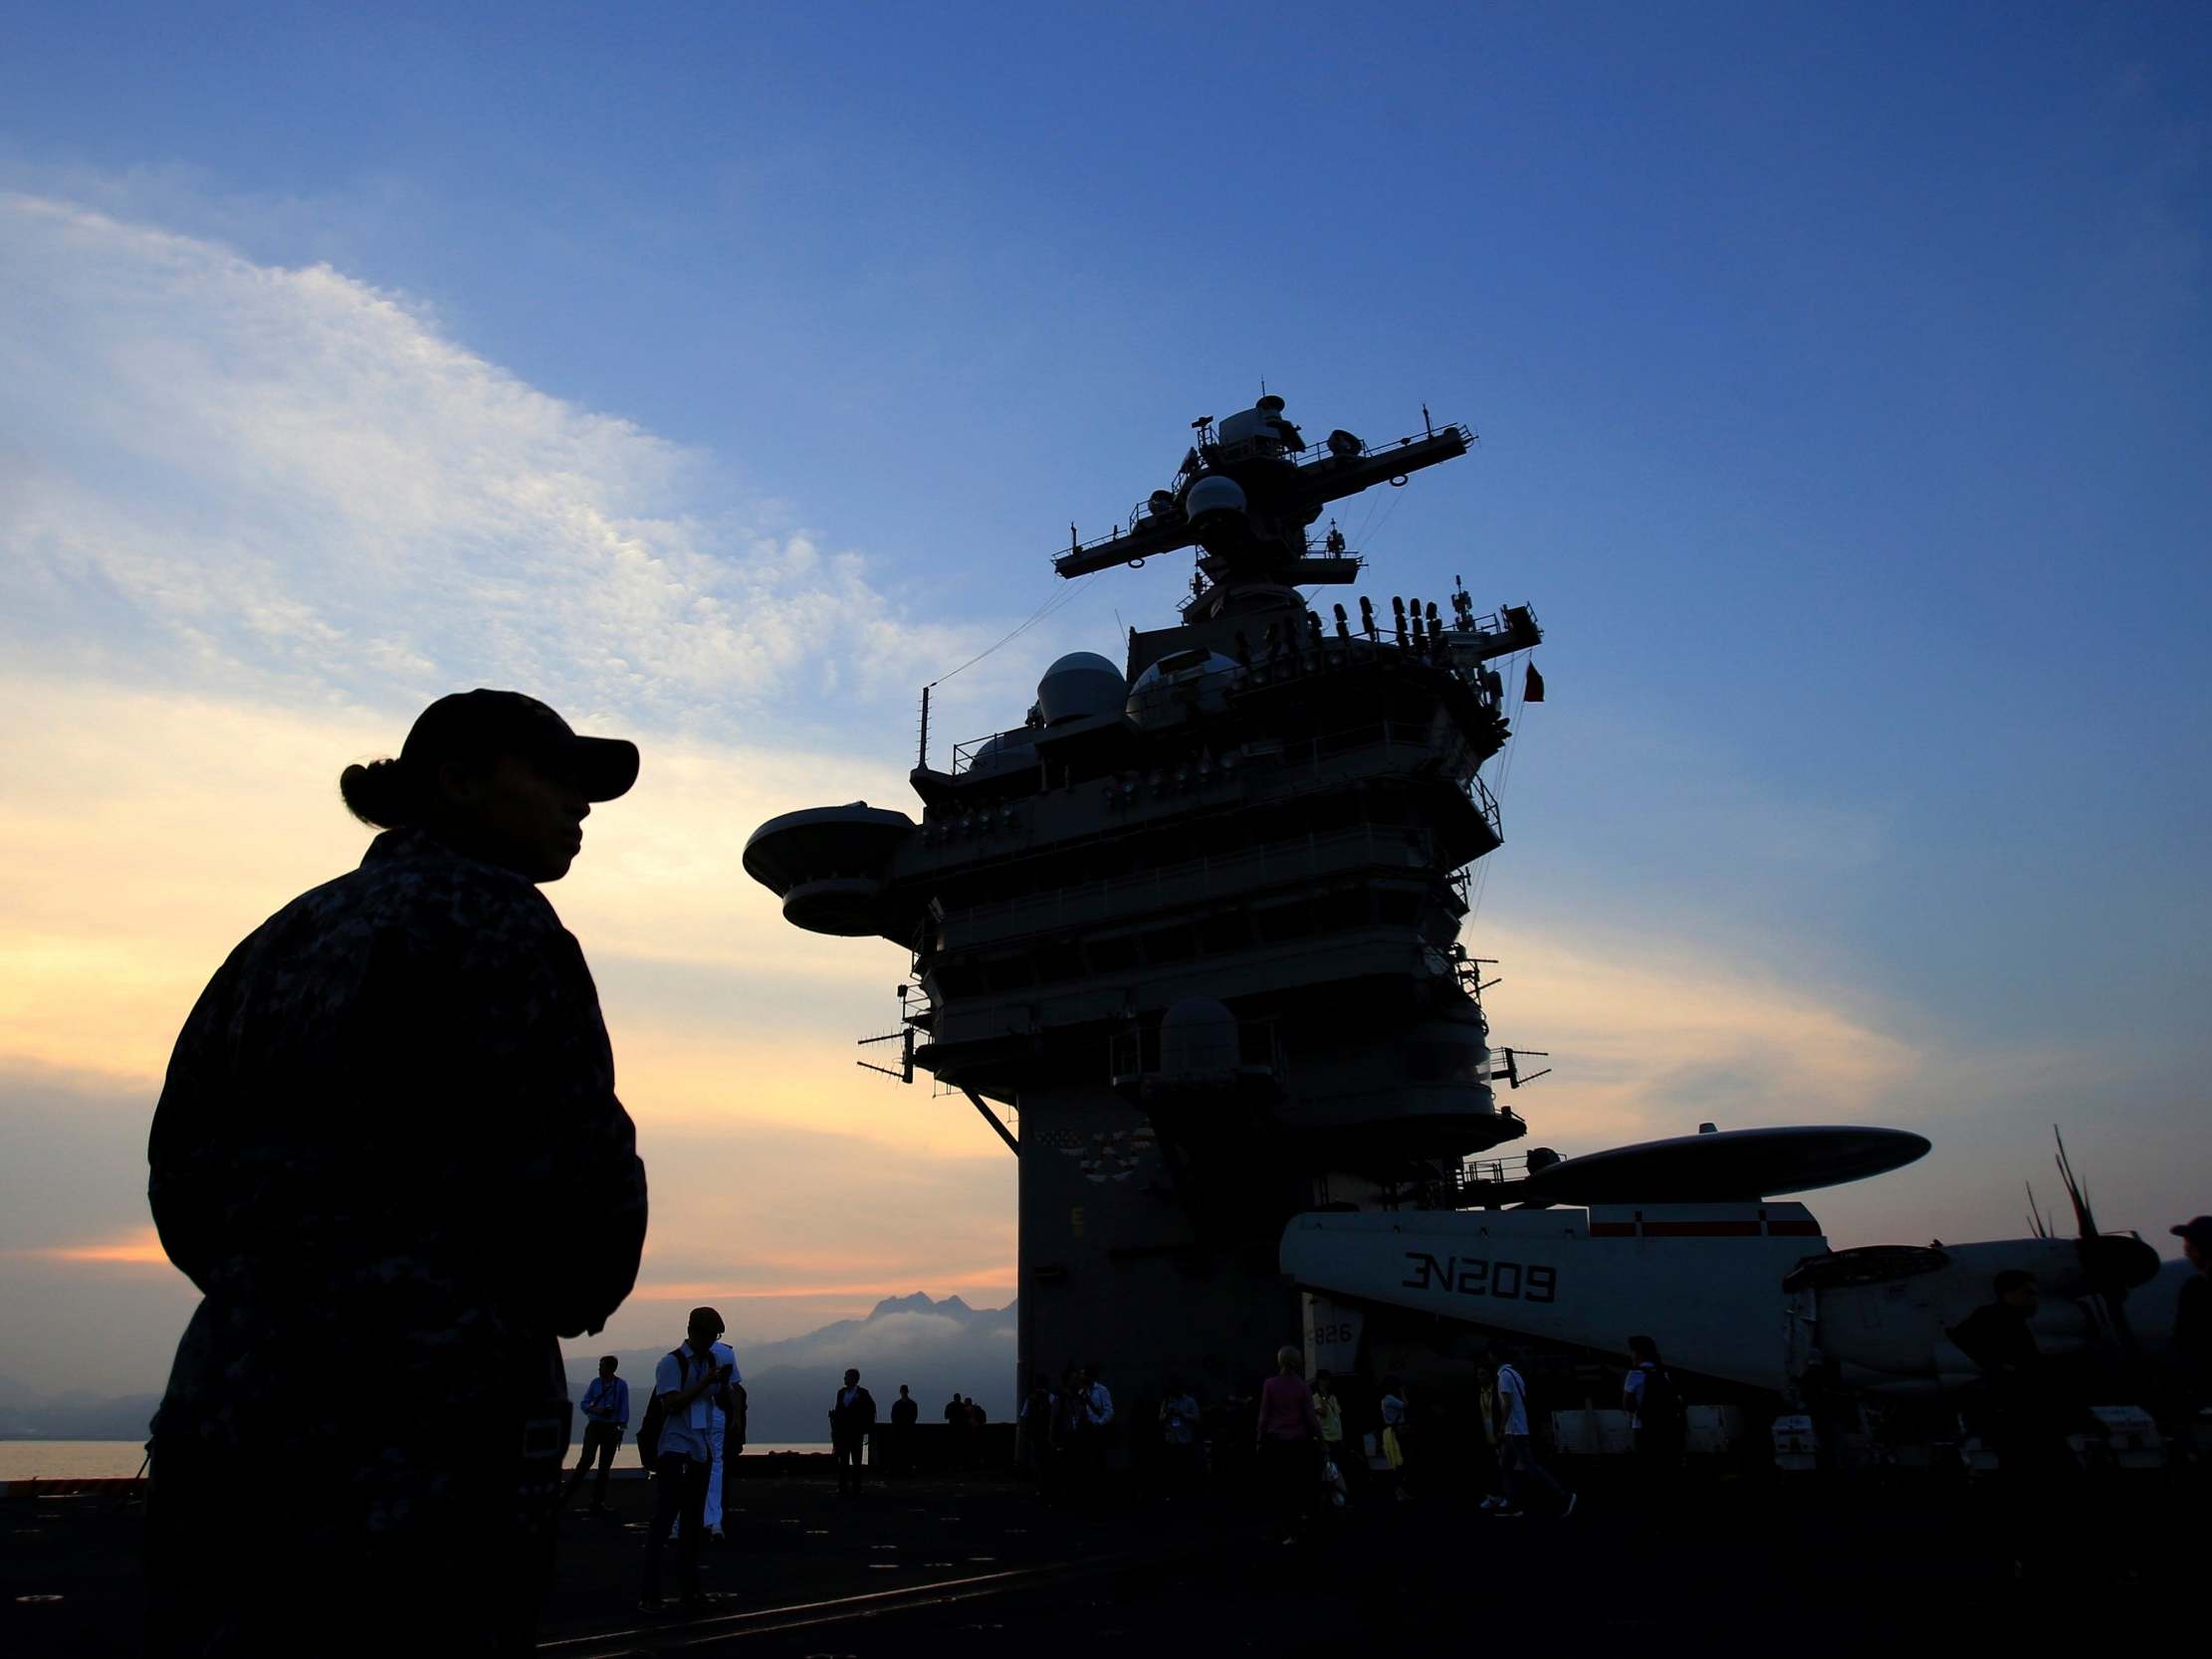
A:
1489,1349,1575,1519
640,1308,734,1611
1083,1369,1114,1430
1067,1364,1114,1499
672,1338,742,1543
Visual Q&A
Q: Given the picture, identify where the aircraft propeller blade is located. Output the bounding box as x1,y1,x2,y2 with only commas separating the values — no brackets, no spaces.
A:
2054,1127,2156,1361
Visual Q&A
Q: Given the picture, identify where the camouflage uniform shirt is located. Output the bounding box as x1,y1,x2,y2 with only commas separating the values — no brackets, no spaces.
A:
148,827,647,1543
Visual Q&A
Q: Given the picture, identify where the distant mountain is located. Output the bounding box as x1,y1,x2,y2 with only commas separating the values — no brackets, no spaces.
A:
0,1371,160,1442
562,1293,1017,1444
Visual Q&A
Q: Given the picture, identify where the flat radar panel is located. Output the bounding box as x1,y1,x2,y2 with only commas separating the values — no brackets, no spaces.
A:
1520,1125,1931,1203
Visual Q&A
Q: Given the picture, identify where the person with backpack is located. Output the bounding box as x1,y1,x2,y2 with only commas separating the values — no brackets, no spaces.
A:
671,1333,742,1544
639,1308,736,1611
1623,1335,1686,1482
1488,1348,1576,1519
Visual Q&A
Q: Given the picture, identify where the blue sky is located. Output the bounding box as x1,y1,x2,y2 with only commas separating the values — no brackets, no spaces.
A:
2,2,2207,1394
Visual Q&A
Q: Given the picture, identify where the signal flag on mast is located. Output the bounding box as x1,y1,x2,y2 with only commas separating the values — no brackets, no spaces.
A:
1524,662,1546,703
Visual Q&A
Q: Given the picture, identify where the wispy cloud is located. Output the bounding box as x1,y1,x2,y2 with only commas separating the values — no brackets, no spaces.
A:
24,1227,169,1266
1480,917,1919,1147
0,192,977,738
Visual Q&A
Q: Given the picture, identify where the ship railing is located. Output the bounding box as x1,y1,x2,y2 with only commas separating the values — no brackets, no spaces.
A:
1440,1140,1536,1197
1462,773,1502,840
1288,421,1474,470
940,823,1438,951
1060,503,1185,563
947,667,1502,782
1248,717,1480,779
949,733,997,777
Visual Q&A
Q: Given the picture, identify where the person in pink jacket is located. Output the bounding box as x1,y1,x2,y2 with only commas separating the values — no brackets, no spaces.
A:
1253,1345,1324,1544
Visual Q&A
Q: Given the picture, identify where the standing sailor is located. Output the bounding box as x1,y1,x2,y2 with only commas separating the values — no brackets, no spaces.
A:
829,1368,877,1496
563,1355,631,1514
146,690,648,1657
642,1308,734,1611
673,1334,741,1543
1946,1270,2052,1472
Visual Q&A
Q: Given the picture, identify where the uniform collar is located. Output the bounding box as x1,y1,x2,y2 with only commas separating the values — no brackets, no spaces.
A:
360,827,533,888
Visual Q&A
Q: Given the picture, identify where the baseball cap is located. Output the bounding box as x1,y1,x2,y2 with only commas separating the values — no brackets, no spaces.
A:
2171,1216,2212,1251
399,690,639,802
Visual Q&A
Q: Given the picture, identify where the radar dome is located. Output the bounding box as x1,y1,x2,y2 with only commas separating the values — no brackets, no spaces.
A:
1160,996,1238,1079
1037,652,1126,725
1182,475,1247,526
1126,651,1241,726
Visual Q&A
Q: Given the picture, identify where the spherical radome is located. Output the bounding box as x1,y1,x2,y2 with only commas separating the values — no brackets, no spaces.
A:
1126,651,1241,726
1160,996,1238,1078
1183,475,1247,523
1037,652,1126,725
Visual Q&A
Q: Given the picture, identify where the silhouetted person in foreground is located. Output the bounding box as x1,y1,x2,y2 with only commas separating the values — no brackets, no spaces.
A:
146,690,647,1657
563,1355,630,1514
642,1307,735,1611
830,1368,877,1495
889,1383,919,1475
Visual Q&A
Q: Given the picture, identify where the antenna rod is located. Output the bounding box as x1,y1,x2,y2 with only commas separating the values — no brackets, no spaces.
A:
918,685,932,770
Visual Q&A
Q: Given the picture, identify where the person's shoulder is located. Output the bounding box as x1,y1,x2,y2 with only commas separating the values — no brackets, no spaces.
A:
314,831,568,952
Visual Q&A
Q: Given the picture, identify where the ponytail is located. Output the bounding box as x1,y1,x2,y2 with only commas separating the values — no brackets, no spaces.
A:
338,756,431,829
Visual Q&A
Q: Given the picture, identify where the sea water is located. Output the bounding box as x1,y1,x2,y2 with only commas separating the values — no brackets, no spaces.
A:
0,1440,149,1480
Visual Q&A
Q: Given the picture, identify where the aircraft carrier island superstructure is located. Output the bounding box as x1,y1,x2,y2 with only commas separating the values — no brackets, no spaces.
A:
745,395,1546,1399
